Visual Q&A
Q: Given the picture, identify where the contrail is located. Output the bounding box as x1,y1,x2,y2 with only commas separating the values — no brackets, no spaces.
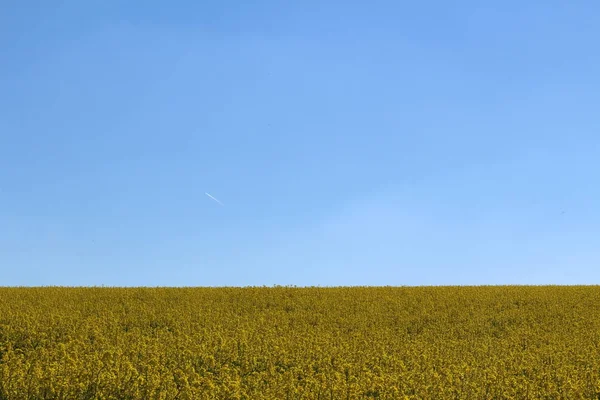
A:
205,192,224,206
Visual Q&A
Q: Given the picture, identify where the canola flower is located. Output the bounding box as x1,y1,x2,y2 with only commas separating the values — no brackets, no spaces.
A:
1,286,600,399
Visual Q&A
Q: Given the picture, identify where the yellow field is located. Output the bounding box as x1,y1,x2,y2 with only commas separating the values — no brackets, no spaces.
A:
1,286,600,399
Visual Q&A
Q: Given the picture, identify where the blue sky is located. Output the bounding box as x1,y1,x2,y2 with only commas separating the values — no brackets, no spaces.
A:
1,1,599,286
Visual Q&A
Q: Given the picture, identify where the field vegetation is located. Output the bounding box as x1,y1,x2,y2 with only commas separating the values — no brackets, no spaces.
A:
1,286,600,399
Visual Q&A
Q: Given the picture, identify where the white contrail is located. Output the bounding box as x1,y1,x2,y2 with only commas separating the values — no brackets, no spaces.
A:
205,192,224,206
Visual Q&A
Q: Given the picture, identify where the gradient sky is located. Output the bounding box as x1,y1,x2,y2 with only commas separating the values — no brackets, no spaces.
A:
1,1,599,286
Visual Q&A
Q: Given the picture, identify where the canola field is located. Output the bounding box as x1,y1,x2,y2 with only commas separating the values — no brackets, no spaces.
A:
1,286,600,399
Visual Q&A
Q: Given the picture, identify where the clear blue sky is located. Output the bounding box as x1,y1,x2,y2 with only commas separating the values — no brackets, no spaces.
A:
1,1,599,286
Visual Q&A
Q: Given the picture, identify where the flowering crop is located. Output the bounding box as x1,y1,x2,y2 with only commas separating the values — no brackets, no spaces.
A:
1,286,600,399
